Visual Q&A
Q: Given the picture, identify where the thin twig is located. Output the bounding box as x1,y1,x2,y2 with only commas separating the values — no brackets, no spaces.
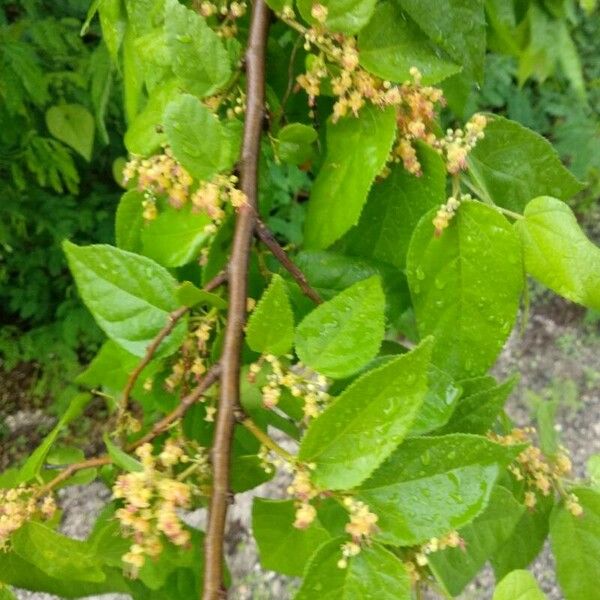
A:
240,416,297,463
118,271,227,420
202,1,271,597
254,218,322,304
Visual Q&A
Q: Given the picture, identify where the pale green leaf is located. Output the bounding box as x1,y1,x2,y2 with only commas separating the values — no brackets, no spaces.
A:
294,276,385,378
0,586,16,600
304,106,397,249
141,205,211,267
253,499,331,576
246,275,295,355
468,116,583,212
296,539,411,599
298,338,432,490
296,0,377,34
98,0,126,62
493,570,546,600
164,94,241,181
103,434,143,473
429,486,525,596
176,281,227,309
341,143,446,269
63,241,186,357
46,104,95,161
115,190,144,252
550,487,600,600
407,201,523,378
165,0,231,97
587,455,600,491
357,435,519,546
358,1,460,85
516,196,600,311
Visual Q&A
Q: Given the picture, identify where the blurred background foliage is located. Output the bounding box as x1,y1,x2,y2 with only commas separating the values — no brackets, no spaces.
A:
0,0,598,403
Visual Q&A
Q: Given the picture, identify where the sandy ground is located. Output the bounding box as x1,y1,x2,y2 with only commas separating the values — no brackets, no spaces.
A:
6,295,600,600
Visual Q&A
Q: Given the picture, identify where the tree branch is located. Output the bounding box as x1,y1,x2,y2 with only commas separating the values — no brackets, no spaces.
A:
254,218,323,304
202,1,271,597
118,272,227,420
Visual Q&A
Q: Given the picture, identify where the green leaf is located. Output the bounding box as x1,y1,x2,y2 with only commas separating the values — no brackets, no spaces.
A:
63,241,186,357
252,499,331,576
587,455,600,491
115,190,144,252
176,281,227,309
493,570,546,600
246,275,295,355
516,196,600,311
12,522,105,583
141,204,211,267
124,79,179,155
77,340,139,391
0,586,16,600
304,106,397,249
468,116,583,212
396,0,486,82
103,434,143,473
165,0,231,97
295,276,385,378
164,94,241,181
407,201,523,378
340,144,446,269
357,434,519,546
358,1,461,85
296,538,411,599
296,0,377,34
298,338,432,490
46,104,95,161
429,486,525,596
550,487,600,600
276,123,317,165
98,0,126,62
439,375,517,434
17,392,91,484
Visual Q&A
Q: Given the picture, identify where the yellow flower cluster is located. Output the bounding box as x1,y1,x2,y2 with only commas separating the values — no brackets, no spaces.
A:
432,193,472,236
282,6,487,176
489,428,583,516
287,469,319,529
113,440,203,575
249,355,330,420
197,0,247,38
0,487,56,550
336,497,379,569
123,149,246,230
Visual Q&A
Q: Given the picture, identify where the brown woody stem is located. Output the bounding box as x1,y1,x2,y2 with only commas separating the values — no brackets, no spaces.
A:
254,218,323,305
202,1,271,597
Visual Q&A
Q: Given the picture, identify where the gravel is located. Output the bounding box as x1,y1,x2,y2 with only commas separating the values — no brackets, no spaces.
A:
8,298,600,600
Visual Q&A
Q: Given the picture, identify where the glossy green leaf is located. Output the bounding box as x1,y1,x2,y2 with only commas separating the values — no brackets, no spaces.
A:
341,144,446,269
550,487,600,600
468,116,583,212
439,375,517,434
11,522,105,583
165,0,231,97
429,486,525,596
46,104,95,161
63,241,186,357
252,499,331,576
246,274,295,355
98,0,126,62
164,94,241,181
298,338,432,490
357,435,519,546
516,196,600,311
77,340,139,391
276,123,317,165
124,79,179,155
491,494,553,579
358,2,460,85
304,106,397,249
141,205,211,267
407,201,523,378
103,434,143,473
295,276,385,379
296,0,377,34
295,538,411,600
115,190,144,252
176,281,227,309
493,570,546,600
